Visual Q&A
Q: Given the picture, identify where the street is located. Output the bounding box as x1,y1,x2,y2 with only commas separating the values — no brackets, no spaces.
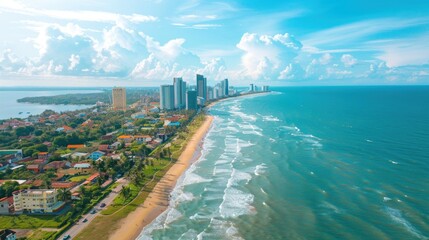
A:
58,178,128,240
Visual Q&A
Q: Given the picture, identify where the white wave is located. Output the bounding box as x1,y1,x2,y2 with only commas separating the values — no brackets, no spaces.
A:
231,111,257,122
269,137,276,142
389,160,399,165
366,139,373,143
196,218,244,240
219,187,255,218
385,207,427,239
320,201,343,214
182,172,212,186
262,115,280,122
383,197,392,202
260,187,267,195
242,130,263,136
254,164,268,176
164,208,183,226
281,125,300,132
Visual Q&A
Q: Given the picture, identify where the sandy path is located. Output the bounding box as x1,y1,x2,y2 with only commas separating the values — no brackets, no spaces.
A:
108,115,214,240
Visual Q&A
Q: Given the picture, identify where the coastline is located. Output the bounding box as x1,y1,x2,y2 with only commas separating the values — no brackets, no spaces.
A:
108,115,214,240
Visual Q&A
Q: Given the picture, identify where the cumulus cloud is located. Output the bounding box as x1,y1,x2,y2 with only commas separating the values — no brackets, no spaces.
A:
236,32,302,80
341,54,357,67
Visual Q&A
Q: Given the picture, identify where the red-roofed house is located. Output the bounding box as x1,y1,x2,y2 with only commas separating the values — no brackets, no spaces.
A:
67,144,85,150
83,172,100,185
27,164,42,173
117,135,133,143
43,161,71,171
0,196,14,214
51,181,77,189
38,152,50,159
98,144,111,153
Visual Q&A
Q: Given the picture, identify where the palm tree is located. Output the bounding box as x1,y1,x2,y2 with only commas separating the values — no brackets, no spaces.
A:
58,188,72,202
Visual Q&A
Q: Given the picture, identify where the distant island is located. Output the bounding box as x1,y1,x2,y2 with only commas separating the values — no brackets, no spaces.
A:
17,89,156,105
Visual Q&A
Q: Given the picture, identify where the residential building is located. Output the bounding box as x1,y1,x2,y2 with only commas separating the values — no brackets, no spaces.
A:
0,229,16,240
0,197,13,214
67,144,85,150
13,189,64,213
263,85,269,91
51,181,77,189
83,173,100,185
27,164,42,173
112,87,127,111
250,83,254,92
186,90,197,110
222,79,229,96
173,77,186,109
117,135,133,143
196,74,207,100
160,85,174,110
43,161,71,171
37,152,49,160
134,135,152,143
0,150,23,163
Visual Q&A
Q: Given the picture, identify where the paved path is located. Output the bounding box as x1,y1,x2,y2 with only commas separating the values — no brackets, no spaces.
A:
58,178,128,240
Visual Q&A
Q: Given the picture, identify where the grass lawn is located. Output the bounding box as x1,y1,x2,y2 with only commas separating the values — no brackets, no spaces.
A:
27,229,57,240
69,174,91,182
74,164,172,240
74,115,207,240
0,214,67,229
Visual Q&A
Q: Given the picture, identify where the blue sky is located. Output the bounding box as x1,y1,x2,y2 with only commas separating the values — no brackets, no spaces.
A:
0,0,428,86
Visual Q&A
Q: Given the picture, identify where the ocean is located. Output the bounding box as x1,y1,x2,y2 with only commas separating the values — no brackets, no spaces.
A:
0,88,102,120
140,86,429,240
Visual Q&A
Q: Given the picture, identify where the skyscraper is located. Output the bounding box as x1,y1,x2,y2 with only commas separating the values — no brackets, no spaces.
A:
173,77,186,109
112,87,126,111
250,84,254,92
196,74,207,100
160,85,174,110
186,90,197,110
223,79,229,96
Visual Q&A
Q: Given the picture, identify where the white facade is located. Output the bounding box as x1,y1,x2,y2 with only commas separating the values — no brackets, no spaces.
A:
173,77,186,109
13,189,64,213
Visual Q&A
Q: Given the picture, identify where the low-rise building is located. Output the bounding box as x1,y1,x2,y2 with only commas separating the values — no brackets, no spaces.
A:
0,196,14,214
26,164,42,173
67,144,85,150
0,229,16,240
13,189,65,213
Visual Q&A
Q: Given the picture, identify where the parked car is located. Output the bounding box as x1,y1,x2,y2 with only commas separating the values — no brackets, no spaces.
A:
63,235,71,240
90,209,96,214
100,203,106,208
82,218,88,223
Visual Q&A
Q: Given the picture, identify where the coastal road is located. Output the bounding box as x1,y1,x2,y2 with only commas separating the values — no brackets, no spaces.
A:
58,178,128,240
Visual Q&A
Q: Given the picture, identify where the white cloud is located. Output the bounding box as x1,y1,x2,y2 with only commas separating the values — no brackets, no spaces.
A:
341,54,357,67
0,0,157,24
236,32,302,80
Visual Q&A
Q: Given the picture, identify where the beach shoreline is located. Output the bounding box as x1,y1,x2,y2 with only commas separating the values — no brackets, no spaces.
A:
108,115,214,240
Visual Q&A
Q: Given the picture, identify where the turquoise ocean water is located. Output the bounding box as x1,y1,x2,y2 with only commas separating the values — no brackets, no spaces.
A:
0,89,102,120
138,86,429,240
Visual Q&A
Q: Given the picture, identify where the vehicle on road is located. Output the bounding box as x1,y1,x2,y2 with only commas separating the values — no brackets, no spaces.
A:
100,203,106,208
83,218,88,223
63,235,71,240
90,209,96,214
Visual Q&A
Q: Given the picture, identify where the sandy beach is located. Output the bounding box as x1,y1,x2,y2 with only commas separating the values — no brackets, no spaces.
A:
108,115,214,240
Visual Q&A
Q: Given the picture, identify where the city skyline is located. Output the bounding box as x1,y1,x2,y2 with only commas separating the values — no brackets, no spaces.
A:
0,0,428,87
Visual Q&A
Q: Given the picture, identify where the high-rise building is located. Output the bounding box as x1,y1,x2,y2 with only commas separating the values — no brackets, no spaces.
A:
186,90,197,110
250,84,254,92
112,87,126,111
263,86,269,91
196,74,207,100
173,77,186,109
207,86,214,100
160,85,174,110
223,79,229,96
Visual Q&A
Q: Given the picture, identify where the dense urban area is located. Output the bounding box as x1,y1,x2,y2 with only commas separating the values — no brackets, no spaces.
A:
0,74,268,240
